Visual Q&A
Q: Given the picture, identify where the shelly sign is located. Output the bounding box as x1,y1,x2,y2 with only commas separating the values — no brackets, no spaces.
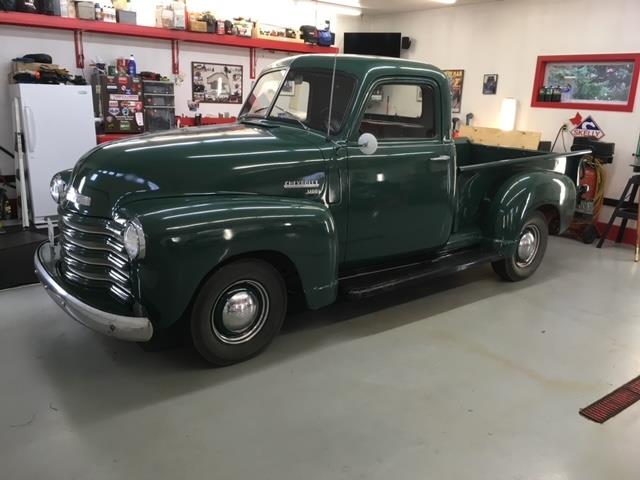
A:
571,114,606,140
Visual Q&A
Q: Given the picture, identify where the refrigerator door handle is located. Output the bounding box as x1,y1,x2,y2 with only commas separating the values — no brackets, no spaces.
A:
23,106,37,153
13,98,30,228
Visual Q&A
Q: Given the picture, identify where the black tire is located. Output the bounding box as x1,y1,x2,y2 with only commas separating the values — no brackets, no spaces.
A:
190,259,287,366
492,212,548,282
581,224,598,244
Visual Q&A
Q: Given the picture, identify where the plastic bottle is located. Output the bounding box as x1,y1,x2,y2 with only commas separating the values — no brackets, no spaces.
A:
128,54,137,76
59,0,69,16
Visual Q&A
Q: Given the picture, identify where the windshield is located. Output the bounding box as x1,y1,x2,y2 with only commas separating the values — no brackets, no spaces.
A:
240,68,357,134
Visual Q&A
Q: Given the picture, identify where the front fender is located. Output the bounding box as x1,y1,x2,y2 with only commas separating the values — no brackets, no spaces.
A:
120,195,338,328
485,171,576,256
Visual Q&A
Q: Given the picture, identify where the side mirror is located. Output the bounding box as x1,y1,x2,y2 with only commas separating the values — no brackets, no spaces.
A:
358,133,378,155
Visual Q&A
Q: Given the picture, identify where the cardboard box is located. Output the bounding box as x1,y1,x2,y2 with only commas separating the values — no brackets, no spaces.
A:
234,20,253,37
12,62,59,75
75,1,95,20
252,23,302,43
116,9,137,25
188,15,208,32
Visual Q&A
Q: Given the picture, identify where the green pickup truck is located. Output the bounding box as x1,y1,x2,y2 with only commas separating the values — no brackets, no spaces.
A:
36,55,586,365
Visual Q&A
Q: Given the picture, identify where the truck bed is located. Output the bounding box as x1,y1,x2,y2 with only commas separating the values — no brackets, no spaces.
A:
456,139,558,170
453,139,588,240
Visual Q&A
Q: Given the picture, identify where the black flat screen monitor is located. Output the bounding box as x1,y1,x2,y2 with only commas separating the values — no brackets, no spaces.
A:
343,32,402,58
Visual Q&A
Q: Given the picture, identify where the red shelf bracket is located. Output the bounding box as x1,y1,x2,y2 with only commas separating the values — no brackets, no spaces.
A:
249,47,257,80
74,30,85,69
171,39,180,75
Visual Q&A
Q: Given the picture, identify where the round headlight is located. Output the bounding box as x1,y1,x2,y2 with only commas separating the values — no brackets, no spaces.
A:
49,174,66,204
123,219,146,260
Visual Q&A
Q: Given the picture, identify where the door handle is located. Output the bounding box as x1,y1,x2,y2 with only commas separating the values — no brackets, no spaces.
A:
23,106,37,153
431,155,450,161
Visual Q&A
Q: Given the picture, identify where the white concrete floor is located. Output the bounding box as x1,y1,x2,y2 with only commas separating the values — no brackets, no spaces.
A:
1,237,640,479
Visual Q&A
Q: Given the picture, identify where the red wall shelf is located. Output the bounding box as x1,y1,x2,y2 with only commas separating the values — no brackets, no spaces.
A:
0,11,338,76
0,11,338,54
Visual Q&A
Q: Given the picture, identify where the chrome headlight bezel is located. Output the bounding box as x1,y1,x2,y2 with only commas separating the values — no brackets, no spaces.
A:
49,173,67,204
123,218,146,260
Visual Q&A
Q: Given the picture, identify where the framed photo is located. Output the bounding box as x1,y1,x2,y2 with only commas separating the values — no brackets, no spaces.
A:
370,86,383,102
443,69,465,113
281,80,295,96
191,62,243,104
483,74,498,95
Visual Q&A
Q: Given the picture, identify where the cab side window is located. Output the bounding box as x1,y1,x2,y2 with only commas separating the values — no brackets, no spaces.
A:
360,84,436,139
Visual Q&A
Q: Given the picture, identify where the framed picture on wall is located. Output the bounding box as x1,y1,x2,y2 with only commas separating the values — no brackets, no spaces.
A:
191,62,243,104
370,86,383,102
281,80,295,96
443,69,465,113
483,74,498,95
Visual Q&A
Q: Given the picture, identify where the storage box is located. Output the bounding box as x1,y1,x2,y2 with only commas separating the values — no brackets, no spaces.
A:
142,79,175,132
172,0,186,29
74,1,94,20
116,9,136,25
252,23,302,43
234,20,253,37
188,14,208,32
190,21,207,32
155,5,173,28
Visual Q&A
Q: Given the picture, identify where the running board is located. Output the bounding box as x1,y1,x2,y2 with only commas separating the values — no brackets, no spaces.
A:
339,250,502,300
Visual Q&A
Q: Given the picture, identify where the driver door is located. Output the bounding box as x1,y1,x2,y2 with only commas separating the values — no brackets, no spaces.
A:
344,80,454,265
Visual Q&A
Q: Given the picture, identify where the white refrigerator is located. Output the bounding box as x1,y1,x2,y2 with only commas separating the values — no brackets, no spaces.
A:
11,84,97,227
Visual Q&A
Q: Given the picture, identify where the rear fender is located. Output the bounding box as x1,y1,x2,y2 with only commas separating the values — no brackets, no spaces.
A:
120,195,338,328
485,171,576,256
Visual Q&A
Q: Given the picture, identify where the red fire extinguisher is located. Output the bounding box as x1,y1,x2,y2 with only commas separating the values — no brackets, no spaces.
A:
579,162,598,202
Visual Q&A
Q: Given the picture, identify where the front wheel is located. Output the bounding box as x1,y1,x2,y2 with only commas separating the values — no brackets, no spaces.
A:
190,259,287,366
492,212,549,282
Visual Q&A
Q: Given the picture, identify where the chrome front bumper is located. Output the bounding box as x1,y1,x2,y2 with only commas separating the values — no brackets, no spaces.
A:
34,242,153,342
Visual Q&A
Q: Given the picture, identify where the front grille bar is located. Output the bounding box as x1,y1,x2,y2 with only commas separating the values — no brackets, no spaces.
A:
58,212,133,303
61,230,127,260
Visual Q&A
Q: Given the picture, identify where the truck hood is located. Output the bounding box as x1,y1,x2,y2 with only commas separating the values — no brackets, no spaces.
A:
65,122,330,217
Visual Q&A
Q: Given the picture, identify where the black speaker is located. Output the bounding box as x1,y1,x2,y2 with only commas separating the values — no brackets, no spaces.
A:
401,36,411,49
38,0,56,15
1,0,17,11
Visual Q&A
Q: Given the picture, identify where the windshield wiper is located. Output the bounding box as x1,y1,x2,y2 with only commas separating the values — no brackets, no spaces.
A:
250,106,270,115
270,105,309,131
240,105,308,131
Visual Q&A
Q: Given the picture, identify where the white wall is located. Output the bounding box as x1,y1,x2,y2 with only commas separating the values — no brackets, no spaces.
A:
356,0,640,219
0,27,287,176
0,0,348,176
366,84,422,117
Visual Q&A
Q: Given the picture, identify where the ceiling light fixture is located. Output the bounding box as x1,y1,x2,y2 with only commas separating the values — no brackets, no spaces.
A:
431,0,458,4
319,0,361,6
315,0,363,16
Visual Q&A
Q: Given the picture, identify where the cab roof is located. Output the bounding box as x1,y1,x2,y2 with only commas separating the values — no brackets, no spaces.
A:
268,54,446,83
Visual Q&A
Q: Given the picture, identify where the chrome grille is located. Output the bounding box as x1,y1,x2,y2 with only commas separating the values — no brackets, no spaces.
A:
58,213,133,303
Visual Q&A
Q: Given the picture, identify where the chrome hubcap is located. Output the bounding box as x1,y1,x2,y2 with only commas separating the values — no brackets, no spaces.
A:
516,225,540,268
211,280,269,345
222,291,259,333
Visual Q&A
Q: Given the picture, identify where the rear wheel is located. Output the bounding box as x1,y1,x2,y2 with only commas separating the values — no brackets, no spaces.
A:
191,259,287,366
492,212,548,282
